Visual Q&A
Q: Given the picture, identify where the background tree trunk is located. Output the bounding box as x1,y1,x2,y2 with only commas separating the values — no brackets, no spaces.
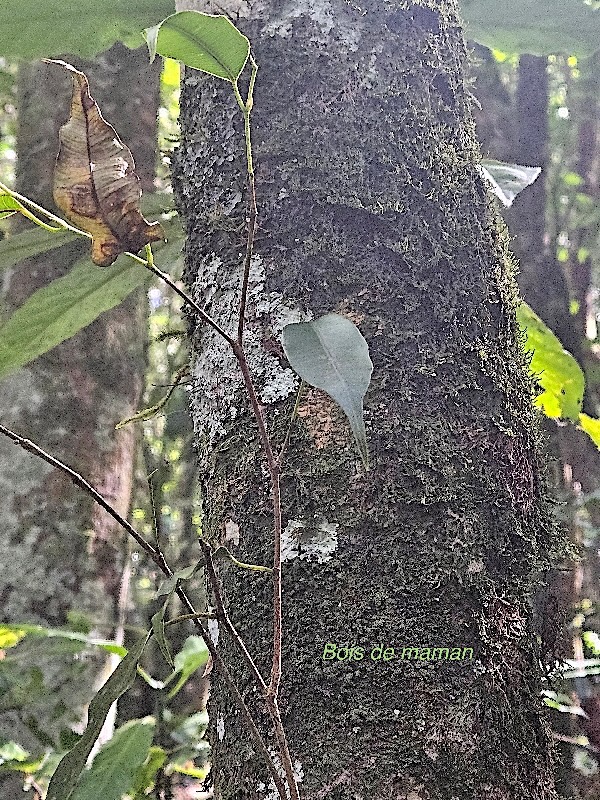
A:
0,44,159,753
173,1,559,797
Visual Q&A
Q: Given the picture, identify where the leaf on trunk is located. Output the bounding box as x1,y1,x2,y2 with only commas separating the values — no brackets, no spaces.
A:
46,59,164,266
282,314,373,470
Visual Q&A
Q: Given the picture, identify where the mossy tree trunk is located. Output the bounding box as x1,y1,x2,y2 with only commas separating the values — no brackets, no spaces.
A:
173,1,559,797
0,45,159,754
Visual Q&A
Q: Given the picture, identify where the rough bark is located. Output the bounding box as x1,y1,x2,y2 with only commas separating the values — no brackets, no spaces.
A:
173,1,559,797
0,45,159,749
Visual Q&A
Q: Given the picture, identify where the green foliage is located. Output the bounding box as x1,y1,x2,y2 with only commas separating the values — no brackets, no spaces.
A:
282,314,373,469
130,745,167,798
165,636,209,699
146,11,250,82
480,159,541,207
70,718,155,800
0,225,76,269
460,0,600,56
151,600,174,669
0,0,175,59
0,232,183,381
517,301,584,420
0,622,126,656
46,634,150,800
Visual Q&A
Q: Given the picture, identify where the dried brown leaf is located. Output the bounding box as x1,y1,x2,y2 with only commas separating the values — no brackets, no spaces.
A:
46,59,164,266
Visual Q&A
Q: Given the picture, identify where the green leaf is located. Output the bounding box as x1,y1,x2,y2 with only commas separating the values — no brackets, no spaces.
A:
46,634,150,800
0,234,183,381
0,194,23,220
156,562,200,598
517,302,584,420
0,741,29,765
460,0,600,57
145,11,250,82
0,192,176,273
0,0,175,59
165,636,209,699
130,745,167,797
282,313,373,469
70,718,155,800
579,413,600,449
480,159,541,207
151,600,174,669
0,226,77,270
0,623,126,656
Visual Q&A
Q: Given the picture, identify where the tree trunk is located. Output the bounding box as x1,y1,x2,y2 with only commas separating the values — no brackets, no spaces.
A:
173,1,559,797
0,45,159,750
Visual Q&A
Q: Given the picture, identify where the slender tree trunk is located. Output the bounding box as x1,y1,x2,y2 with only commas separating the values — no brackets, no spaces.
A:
0,45,159,751
173,1,559,797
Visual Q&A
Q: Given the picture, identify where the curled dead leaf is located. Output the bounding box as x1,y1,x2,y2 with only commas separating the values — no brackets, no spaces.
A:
46,59,164,266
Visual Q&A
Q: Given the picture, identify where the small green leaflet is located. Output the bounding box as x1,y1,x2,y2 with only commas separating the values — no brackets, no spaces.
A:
480,159,541,207
517,302,583,420
46,634,150,800
146,11,250,82
282,313,373,469
70,718,155,800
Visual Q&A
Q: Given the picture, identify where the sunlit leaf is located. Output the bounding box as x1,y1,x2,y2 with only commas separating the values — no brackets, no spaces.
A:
0,0,175,59
460,0,600,56
146,11,250,82
46,60,164,266
282,314,373,469
480,159,541,207
46,634,150,800
70,718,155,800
579,413,600,449
517,302,584,420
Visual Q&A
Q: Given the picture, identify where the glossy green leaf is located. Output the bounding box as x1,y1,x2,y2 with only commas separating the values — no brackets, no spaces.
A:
0,623,126,656
70,718,155,800
282,313,373,469
0,0,175,59
46,634,150,800
517,302,584,420
165,636,209,699
0,234,183,381
146,11,250,82
480,159,541,207
460,0,600,56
